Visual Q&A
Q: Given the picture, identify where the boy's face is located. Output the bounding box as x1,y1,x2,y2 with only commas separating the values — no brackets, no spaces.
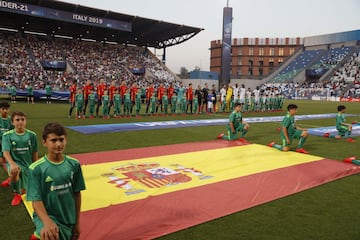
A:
0,107,9,117
12,115,26,131
43,133,67,155
289,108,297,115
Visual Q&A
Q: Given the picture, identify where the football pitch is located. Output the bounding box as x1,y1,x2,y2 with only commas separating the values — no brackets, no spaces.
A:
0,98,359,240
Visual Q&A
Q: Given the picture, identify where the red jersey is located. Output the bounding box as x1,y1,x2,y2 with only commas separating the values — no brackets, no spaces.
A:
146,87,155,99
157,86,165,100
97,84,106,100
69,84,77,103
108,85,117,99
119,85,127,97
82,84,93,100
167,86,174,99
186,87,193,100
130,86,138,101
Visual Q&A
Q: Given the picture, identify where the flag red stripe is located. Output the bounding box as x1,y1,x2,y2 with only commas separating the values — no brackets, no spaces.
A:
79,159,360,240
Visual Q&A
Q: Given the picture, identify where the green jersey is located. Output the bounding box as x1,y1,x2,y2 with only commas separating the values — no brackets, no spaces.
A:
75,93,84,107
2,129,38,168
281,112,296,136
228,110,242,129
27,155,86,226
88,93,96,107
28,86,34,95
0,116,13,142
336,112,346,131
45,85,52,95
11,86,16,96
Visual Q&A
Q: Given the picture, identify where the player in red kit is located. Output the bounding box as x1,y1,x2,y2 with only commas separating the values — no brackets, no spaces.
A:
186,83,194,114
96,79,107,117
130,82,138,115
156,83,165,114
145,83,155,114
108,80,118,115
82,79,94,116
119,80,128,112
167,83,175,110
68,79,77,118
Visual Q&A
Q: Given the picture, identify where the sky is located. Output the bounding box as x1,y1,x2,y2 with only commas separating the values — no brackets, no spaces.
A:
61,0,360,73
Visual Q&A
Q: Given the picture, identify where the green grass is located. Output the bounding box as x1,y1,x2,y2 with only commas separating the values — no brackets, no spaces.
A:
0,98,359,240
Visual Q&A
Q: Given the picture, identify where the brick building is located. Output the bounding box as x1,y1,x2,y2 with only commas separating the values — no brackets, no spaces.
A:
210,37,303,78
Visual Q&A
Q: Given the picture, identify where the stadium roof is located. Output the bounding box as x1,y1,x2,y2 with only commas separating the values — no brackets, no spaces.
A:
0,0,204,48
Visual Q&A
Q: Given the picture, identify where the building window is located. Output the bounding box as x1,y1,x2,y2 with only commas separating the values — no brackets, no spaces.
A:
238,58,242,65
290,47,295,55
269,48,275,56
259,68,263,76
249,47,254,56
259,58,263,66
238,48,242,55
278,58,283,64
279,48,284,56
259,48,264,56
248,68,253,75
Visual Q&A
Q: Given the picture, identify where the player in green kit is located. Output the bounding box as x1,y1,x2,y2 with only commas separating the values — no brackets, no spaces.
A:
113,89,122,118
323,105,355,142
87,88,96,119
171,92,177,115
123,89,131,117
162,92,169,115
217,103,249,142
27,122,86,240
102,90,110,119
135,89,142,116
75,88,84,119
0,102,14,187
150,93,156,116
45,82,52,104
268,104,309,154
27,84,34,104
2,111,38,205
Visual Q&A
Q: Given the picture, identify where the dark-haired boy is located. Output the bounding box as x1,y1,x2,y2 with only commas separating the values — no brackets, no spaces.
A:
323,105,355,142
268,104,309,153
27,122,86,240
217,102,249,141
0,102,14,187
2,111,38,205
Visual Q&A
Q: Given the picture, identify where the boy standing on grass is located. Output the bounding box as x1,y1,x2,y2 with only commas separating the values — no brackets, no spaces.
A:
0,102,14,187
2,111,38,205
268,104,309,154
323,105,355,142
27,122,86,240
217,102,249,142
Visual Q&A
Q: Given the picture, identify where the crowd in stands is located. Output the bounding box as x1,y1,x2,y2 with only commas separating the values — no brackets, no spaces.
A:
0,30,180,94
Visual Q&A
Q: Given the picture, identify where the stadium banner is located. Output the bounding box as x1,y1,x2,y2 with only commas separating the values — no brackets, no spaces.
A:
0,0,132,32
40,60,66,71
220,7,232,86
0,89,69,101
340,97,360,102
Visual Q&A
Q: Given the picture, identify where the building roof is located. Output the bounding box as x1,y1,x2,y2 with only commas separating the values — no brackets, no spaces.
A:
0,0,203,48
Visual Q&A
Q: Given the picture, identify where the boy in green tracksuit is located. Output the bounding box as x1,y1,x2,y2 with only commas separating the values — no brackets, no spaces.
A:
171,93,177,115
0,102,14,187
217,103,249,141
87,89,96,118
162,93,169,115
135,89,142,116
2,111,38,206
123,89,131,117
102,90,110,119
27,122,86,240
268,104,309,154
75,88,84,119
323,105,355,142
150,93,156,115
45,83,52,104
113,90,122,118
